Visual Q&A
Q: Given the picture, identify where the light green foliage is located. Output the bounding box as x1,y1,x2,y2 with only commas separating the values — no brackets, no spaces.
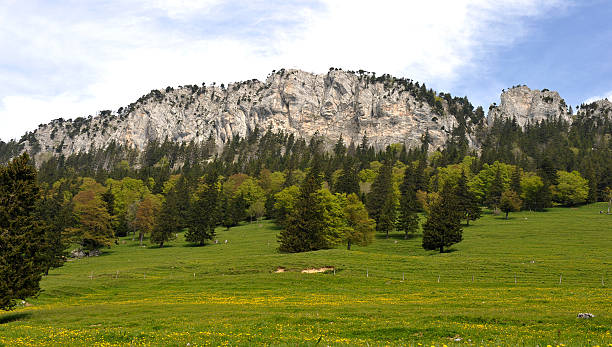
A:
468,161,513,202
258,169,285,194
235,178,265,207
273,185,300,225
342,193,376,249
521,174,545,210
552,170,589,206
161,174,181,195
312,188,349,248
105,177,151,216
247,198,266,222
358,168,377,183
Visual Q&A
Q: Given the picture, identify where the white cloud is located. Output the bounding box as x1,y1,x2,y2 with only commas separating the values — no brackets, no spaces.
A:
584,90,612,104
0,0,570,141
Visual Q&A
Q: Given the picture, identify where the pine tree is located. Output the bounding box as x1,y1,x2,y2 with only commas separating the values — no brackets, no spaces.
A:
186,177,219,246
0,154,48,310
397,165,419,238
455,170,481,226
366,160,396,238
422,183,463,253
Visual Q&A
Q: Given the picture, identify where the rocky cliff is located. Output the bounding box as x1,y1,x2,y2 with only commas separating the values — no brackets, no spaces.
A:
487,85,571,126
18,69,482,163
13,69,606,165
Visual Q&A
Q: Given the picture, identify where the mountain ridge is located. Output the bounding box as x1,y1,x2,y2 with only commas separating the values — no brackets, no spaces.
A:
4,68,611,165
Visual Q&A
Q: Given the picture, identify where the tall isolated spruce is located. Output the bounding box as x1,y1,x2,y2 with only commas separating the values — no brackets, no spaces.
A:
366,159,396,238
0,154,48,310
151,180,186,247
186,176,220,246
422,183,463,253
397,164,419,238
278,158,326,252
455,170,482,226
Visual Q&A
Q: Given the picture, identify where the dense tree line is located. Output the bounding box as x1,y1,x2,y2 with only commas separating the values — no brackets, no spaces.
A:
1,101,610,309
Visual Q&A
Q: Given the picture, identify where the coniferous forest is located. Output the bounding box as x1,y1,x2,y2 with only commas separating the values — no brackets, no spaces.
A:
1,103,611,310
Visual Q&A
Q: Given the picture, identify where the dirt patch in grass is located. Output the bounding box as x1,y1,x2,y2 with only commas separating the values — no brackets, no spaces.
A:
301,267,335,274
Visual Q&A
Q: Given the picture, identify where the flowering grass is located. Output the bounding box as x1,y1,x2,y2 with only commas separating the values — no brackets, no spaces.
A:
0,203,610,346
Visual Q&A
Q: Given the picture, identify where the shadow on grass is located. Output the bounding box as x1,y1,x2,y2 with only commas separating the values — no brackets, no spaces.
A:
0,312,31,324
182,242,211,248
375,233,421,241
148,244,176,249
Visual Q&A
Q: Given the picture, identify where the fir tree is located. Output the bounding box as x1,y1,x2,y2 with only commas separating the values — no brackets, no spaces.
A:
278,159,326,252
366,160,396,238
335,159,360,196
422,183,463,253
151,186,183,247
397,165,419,238
186,176,219,246
511,166,522,196
0,154,48,310
455,170,481,226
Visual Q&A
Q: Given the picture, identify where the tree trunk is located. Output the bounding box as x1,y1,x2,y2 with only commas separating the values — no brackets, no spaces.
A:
139,232,143,246
404,232,408,240
386,230,389,239
347,239,351,250
505,211,509,219
439,245,444,253
159,241,164,248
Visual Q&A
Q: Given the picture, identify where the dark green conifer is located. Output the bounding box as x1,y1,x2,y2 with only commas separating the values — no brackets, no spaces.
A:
455,170,482,226
397,165,419,238
186,176,219,246
366,160,396,238
0,154,48,310
422,183,463,253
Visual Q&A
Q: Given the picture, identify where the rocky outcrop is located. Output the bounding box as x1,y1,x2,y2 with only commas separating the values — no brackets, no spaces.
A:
487,86,571,126
577,99,612,120
18,69,480,163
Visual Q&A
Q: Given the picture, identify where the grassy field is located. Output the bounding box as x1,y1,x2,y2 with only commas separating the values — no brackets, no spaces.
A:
0,203,611,346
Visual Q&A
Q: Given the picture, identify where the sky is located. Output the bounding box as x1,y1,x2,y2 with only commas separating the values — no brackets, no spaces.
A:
1,0,611,141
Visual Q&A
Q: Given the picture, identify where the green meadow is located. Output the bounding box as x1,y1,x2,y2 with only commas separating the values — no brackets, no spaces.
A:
0,203,610,346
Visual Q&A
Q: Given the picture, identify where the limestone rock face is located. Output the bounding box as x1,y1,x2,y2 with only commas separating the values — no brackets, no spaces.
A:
577,99,612,120
487,86,571,126
19,69,473,162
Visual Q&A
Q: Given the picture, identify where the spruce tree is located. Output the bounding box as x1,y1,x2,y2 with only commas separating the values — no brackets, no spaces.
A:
366,160,396,238
511,166,522,196
151,186,182,247
335,159,360,196
278,159,326,252
455,170,481,225
186,176,219,246
422,183,463,253
0,154,48,310
397,165,419,238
